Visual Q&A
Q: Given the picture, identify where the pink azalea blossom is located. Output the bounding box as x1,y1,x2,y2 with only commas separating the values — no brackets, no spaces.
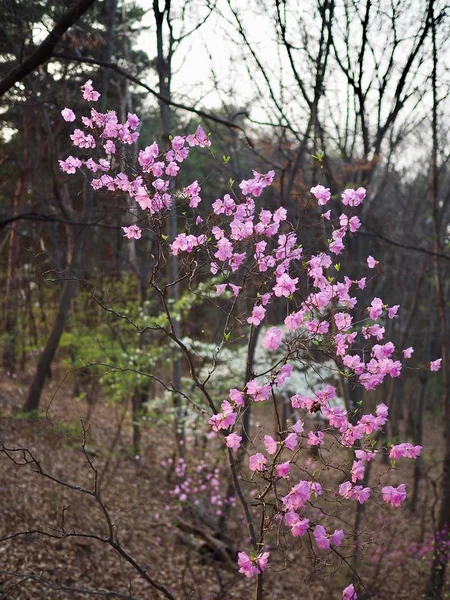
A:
282,480,311,510
331,529,345,547
342,187,366,207
430,358,442,372
81,79,100,101
59,156,82,174
276,461,290,478
292,419,304,434
284,432,298,451
249,453,267,472
247,305,266,326
61,108,75,122
387,304,400,319
382,484,407,507
314,525,330,549
122,225,142,239
369,297,383,320
389,443,422,460
310,184,331,205
264,435,278,455
246,380,271,402
237,552,259,578
367,255,378,269
262,327,283,351
403,347,414,359
335,312,352,331
273,273,298,297
275,364,293,387
342,584,357,599
307,431,324,446
285,512,310,537
186,125,211,148
229,388,245,407
225,433,242,450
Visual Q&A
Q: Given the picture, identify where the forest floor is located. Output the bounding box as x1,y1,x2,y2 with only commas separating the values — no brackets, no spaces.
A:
0,365,446,599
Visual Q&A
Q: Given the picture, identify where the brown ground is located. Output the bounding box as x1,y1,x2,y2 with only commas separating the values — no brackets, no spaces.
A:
0,366,446,599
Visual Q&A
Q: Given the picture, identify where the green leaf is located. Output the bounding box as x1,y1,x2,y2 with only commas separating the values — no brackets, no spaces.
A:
222,155,231,164
229,177,235,186
162,234,168,241
335,263,340,272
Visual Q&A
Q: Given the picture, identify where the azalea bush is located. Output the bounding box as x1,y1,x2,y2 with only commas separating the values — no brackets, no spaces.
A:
56,79,443,599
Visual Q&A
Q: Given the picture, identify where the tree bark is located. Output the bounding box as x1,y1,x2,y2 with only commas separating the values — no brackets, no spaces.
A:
23,236,82,413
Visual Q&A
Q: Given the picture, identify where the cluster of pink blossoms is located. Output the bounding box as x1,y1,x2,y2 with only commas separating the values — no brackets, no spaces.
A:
59,80,211,240
58,81,443,598
238,550,270,578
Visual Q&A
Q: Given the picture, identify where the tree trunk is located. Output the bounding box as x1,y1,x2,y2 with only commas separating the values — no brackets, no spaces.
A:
23,236,81,413
427,6,450,595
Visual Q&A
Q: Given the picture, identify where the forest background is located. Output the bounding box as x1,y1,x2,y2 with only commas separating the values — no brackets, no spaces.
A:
0,0,449,599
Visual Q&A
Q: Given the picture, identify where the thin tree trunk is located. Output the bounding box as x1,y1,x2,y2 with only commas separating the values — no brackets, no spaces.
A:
23,236,82,413
427,6,450,595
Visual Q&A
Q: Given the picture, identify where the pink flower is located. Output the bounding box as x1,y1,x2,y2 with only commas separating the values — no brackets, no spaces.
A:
229,388,245,407
127,112,140,129
237,552,259,578
284,433,298,451
274,273,298,297
348,216,361,232
262,327,283,351
311,184,331,205
247,305,266,327
122,225,142,239
285,512,310,537
342,584,357,599
307,431,324,446
331,529,345,547
246,380,270,402
81,79,100,102
339,481,353,499
353,486,371,504
249,453,267,472
264,435,278,455
387,305,400,319
292,419,304,434
276,364,293,386
282,481,311,510
335,312,352,331
382,484,407,507
402,347,414,359
389,443,422,460
59,156,82,174
276,462,290,478
323,209,331,220
104,140,116,154
61,108,75,122
367,255,378,269
208,401,237,432
430,358,442,372
237,550,270,578
256,551,270,572
186,125,211,148
314,525,330,550
342,187,366,206
369,297,383,320
225,433,242,450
